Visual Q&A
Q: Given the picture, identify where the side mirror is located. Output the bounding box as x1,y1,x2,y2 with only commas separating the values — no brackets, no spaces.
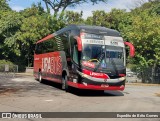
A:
74,36,82,51
124,42,135,57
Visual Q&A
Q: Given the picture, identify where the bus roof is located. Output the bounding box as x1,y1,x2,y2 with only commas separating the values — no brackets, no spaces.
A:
37,25,121,44
54,24,121,37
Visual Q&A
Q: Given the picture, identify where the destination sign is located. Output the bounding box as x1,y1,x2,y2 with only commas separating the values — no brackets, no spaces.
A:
83,39,104,45
83,33,103,40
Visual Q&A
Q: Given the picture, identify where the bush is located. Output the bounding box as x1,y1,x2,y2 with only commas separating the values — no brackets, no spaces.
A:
0,60,14,65
0,60,16,72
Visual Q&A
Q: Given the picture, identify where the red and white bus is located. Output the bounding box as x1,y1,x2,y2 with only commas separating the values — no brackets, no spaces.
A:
34,25,135,91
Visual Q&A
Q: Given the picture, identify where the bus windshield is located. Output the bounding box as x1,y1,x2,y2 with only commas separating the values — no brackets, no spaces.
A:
81,44,124,69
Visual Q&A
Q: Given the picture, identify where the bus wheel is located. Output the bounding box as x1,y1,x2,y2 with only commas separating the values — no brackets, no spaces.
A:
38,72,42,83
62,75,69,92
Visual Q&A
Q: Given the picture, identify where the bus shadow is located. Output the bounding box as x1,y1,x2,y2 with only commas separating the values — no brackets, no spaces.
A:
41,80,124,97
41,79,62,90
69,88,124,97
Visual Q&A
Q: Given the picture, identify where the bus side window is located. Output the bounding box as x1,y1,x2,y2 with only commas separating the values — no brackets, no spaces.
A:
70,36,79,64
60,33,70,57
43,38,58,53
73,43,78,64
35,43,42,54
35,45,38,54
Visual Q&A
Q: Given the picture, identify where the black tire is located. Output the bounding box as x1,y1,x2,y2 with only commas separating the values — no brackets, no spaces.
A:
38,72,43,83
62,75,69,92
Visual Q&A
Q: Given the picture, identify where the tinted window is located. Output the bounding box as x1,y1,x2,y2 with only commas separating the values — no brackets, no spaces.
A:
82,44,103,61
43,38,58,53
35,38,58,54
56,32,70,57
35,43,42,54
35,31,70,55
82,44,124,66
73,44,78,64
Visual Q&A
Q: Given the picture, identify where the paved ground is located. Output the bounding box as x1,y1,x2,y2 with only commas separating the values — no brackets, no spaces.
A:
0,74,159,121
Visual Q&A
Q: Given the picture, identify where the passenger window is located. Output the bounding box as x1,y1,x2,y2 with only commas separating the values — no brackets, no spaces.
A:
73,44,78,64
35,43,42,54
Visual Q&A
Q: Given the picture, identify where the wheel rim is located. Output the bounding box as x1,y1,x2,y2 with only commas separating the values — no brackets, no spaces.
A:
38,73,42,82
62,77,66,90
62,76,68,91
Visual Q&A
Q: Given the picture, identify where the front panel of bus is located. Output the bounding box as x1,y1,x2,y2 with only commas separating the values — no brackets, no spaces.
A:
75,33,126,90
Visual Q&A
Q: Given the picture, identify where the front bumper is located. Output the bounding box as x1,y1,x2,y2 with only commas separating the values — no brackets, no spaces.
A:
68,81,125,91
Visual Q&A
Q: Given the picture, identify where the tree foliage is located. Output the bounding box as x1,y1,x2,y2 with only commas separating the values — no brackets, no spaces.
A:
85,9,128,30
0,0,11,11
126,1,160,67
0,10,23,61
64,11,84,24
42,0,107,17
0,0,159,72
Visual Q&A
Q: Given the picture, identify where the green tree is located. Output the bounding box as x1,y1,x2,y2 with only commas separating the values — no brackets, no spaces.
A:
64,11,84,25
0,3,52,67
0,10,23,60
85,10,108,26
120,1,160,82
85,9,128,30
42,0,108,17
16,4,52,66
124,1,160,66
0,0,11,11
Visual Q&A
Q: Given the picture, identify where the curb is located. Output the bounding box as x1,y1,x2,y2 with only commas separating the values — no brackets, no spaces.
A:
126,83,160,86
15,73,33,76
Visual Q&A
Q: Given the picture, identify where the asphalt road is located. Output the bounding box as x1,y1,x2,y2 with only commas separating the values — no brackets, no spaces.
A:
0,74,159,121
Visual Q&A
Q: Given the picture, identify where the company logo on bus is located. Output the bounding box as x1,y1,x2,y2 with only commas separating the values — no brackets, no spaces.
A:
42,56,62,75
83,69,109,79
90,72,104,77
82,61,95,68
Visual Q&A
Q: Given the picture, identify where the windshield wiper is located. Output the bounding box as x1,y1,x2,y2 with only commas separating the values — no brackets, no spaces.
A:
93,54,119,76
110,58,119,76
93,52,105,72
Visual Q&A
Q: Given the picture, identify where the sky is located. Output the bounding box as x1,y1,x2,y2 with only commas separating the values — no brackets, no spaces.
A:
8,0,148,19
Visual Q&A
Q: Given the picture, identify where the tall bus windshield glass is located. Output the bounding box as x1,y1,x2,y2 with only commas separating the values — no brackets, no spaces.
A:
81,44,124,69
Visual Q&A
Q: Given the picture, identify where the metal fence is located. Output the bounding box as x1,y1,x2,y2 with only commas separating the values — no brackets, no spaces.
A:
129,66,160,84
0,64,18,78
123,66,160,84
135,66,160,84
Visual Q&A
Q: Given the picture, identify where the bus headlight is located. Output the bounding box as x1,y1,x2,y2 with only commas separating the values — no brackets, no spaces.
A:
73,79,77,83
119,77,125,81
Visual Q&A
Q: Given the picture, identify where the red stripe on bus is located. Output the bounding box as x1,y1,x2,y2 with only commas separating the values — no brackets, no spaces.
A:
36,34,54,44
68,81,124,91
